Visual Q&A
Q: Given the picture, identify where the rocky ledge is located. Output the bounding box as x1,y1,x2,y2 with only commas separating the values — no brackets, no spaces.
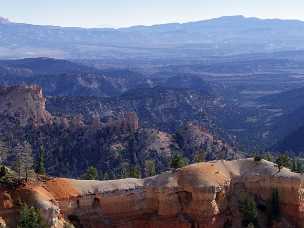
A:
1,159,304,227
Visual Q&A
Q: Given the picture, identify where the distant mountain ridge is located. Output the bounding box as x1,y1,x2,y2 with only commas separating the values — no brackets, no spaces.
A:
0,57,217,98
0,16,10,24
0,57,154,97
1,15,304,58
3,15,304,30
0,57,96,75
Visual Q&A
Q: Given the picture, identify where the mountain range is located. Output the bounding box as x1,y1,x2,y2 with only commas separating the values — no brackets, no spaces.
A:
2,15,304,58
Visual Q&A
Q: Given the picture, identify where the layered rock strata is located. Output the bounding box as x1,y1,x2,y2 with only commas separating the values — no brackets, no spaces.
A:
4,159,303,228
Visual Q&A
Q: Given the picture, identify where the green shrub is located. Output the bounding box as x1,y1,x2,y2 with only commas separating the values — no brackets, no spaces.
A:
275,155,289,172
171,154,187,169
82,166,98,180
239,194,258,226
17,203,46,228
145,160,156,177
129,166,141,178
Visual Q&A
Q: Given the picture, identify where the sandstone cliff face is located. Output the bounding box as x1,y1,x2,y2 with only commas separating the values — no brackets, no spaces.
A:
4,159,303,228
0,85,53,127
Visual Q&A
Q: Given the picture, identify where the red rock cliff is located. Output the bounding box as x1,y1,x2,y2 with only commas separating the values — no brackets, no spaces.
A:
3,159,303,228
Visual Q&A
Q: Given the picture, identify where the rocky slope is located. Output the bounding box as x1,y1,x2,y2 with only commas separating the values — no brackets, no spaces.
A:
0,85,239,178
176,123,240,161
0,159,303,227
46,87,219,133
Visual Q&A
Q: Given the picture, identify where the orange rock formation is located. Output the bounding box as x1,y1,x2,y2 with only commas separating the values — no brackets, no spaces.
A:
1,159,303,228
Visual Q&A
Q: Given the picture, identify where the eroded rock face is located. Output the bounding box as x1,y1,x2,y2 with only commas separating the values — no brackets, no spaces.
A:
0,85,53,127
7,159,303,228
0,85,240,178
0,85,143,177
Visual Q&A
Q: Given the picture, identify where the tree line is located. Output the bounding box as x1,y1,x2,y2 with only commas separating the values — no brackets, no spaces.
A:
0,139,46,182
255,153,304,173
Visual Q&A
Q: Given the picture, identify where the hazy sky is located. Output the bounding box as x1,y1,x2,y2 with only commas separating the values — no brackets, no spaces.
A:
1,0,304,28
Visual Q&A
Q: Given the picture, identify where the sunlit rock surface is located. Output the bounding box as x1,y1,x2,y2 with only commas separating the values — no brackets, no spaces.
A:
1,159,301,227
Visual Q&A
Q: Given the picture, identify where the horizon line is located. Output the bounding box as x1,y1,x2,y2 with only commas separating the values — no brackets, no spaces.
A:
2,14,304,30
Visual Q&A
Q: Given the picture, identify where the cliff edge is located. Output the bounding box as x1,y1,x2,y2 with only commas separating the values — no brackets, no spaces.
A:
2,158,303,227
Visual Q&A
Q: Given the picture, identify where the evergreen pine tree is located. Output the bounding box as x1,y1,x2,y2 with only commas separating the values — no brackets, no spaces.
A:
14,142,34,181
23,142,34,181
144,160,156,177
297,160,303,173
291,158,297,172
194,151,205,163
171,154,187,169
120,162,130,178
275,155,289,172
17,203,45,228
83,166,98,180
36,146,46,175
0,140,8,164
271,188,280,221
264,153,273,162
239,195,258,226
129,166,141,178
